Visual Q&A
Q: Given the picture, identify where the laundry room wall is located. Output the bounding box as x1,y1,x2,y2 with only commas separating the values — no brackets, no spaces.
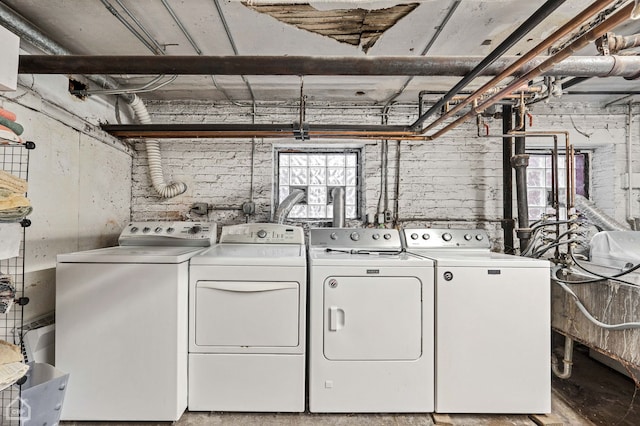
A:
130,100,638,248
1,73,133,327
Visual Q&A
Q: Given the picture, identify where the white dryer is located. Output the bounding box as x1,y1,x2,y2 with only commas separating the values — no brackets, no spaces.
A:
188,223,306,412
403,228,551,414
308,228,434,413
55,221,216,421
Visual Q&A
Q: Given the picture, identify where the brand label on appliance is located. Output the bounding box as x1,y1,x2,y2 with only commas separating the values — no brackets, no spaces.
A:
488,269,501,275
366,269,380,274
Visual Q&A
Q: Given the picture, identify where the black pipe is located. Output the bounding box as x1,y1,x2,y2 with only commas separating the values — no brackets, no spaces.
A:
409,0,566,131
562,77,592,90
512,109,531,252
502,105,516,254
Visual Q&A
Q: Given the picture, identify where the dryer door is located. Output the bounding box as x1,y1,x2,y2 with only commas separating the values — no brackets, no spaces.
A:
195,280,300,347
323,276,421,360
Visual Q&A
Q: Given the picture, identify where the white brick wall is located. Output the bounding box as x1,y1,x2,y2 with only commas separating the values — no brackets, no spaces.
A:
131,100,639,248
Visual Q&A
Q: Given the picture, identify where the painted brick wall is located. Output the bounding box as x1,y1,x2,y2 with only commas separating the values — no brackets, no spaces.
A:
131,100,639,248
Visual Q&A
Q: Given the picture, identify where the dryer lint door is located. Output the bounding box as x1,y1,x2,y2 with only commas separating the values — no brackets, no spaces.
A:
195,280,299,347
323,276,422,360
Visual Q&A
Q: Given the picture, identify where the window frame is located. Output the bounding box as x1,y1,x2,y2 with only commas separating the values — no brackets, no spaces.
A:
526,149,590,221
273,145,365,223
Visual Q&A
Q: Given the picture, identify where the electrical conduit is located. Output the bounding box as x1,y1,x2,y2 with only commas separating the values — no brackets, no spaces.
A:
129,95,187,198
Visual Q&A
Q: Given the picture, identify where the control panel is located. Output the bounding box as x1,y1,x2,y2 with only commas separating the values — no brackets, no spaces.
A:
118,221,217,247
310,228,401,250
403,228,490,249
219,223,305,244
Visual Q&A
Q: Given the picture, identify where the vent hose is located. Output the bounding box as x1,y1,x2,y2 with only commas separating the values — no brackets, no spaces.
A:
575,195,629,231
331,187,346,228
129,95,187,198
274,189,305,224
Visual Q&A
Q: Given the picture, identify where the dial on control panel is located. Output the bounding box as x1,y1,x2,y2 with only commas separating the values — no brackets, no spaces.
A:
350,232,360,241
442,233,452,242
257,229,267,239
188,226,202,235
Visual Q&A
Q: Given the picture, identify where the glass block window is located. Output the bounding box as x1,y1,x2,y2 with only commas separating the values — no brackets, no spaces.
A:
276,150,360,221
527,152,588,221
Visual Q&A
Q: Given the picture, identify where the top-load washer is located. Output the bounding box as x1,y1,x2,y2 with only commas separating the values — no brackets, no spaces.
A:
188,223,306,412
55,221,216,421
308,228,434,413
403,228,551,414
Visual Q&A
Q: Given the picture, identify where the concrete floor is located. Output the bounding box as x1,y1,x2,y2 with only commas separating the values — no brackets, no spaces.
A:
61,345,640,426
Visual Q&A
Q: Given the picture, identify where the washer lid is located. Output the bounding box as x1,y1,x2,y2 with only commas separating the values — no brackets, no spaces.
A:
190,244,306,266
56,245,205,264
409,249,550,268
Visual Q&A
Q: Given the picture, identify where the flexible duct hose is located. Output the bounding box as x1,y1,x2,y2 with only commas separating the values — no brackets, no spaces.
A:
129,95,187,198
274,189,305,224
575,195,629,231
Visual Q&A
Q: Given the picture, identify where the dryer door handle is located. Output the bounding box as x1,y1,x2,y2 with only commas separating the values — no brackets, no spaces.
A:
328,307,345,331
197,281,298,293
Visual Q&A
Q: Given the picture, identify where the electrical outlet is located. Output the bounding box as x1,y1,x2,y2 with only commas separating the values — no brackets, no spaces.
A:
190,202,209,215
384,210,392,223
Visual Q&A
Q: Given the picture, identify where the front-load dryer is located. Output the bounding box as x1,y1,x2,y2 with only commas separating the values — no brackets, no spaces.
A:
308,228,434,413
188,223,306,412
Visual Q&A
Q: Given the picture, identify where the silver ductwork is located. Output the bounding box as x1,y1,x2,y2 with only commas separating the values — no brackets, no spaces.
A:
274,189,305,224
331,187,346,228
575,194,630,231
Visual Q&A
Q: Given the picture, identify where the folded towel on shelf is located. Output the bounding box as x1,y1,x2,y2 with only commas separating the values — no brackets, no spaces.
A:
0,192,30,210
0,223,21,258
0,275,15,314
0,108,17,122
0,117,23,136
0,128,22,145
0,170,28,194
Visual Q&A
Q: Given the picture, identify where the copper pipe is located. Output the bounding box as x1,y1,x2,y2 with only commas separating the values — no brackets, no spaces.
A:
417,0,618,134
429,1,634,139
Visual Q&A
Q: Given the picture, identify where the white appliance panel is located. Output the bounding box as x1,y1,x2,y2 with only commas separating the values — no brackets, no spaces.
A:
308,263,434,413
55,262,188,421
195,280,299,347
323,276,422,361
188,353,305,412
436,265,551,413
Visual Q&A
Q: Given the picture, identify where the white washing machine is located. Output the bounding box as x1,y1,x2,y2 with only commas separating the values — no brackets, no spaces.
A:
188,223,306,412
308,228,434,413
403,228,551,414
55,221,216,421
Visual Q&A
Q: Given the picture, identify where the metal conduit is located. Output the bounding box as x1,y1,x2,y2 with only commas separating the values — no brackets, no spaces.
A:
428,1,636,140
0,2,130,100
410,0,566,131
418,0,617,135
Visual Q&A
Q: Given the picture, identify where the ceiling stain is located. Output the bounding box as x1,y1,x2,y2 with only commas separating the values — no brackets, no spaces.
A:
243,2,419,53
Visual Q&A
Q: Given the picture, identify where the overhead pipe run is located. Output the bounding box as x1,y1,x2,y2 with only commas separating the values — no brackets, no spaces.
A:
18,54,640,79
417,0,618,135
410,0,566,131
427,1,638,141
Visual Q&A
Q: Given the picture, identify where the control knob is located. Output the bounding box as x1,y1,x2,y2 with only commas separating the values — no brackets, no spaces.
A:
142,227,151,234
155,227,163,233
350,232,360,241
166,227,175,234
189,225,202,235
383,233,392,240
130,226,139,233
372,233,380,240
422,233,430,240
464,234,472,241
257,229,267,238
442,233,452,242
476,234,484,241
330,232,338,240
411,233,419,240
